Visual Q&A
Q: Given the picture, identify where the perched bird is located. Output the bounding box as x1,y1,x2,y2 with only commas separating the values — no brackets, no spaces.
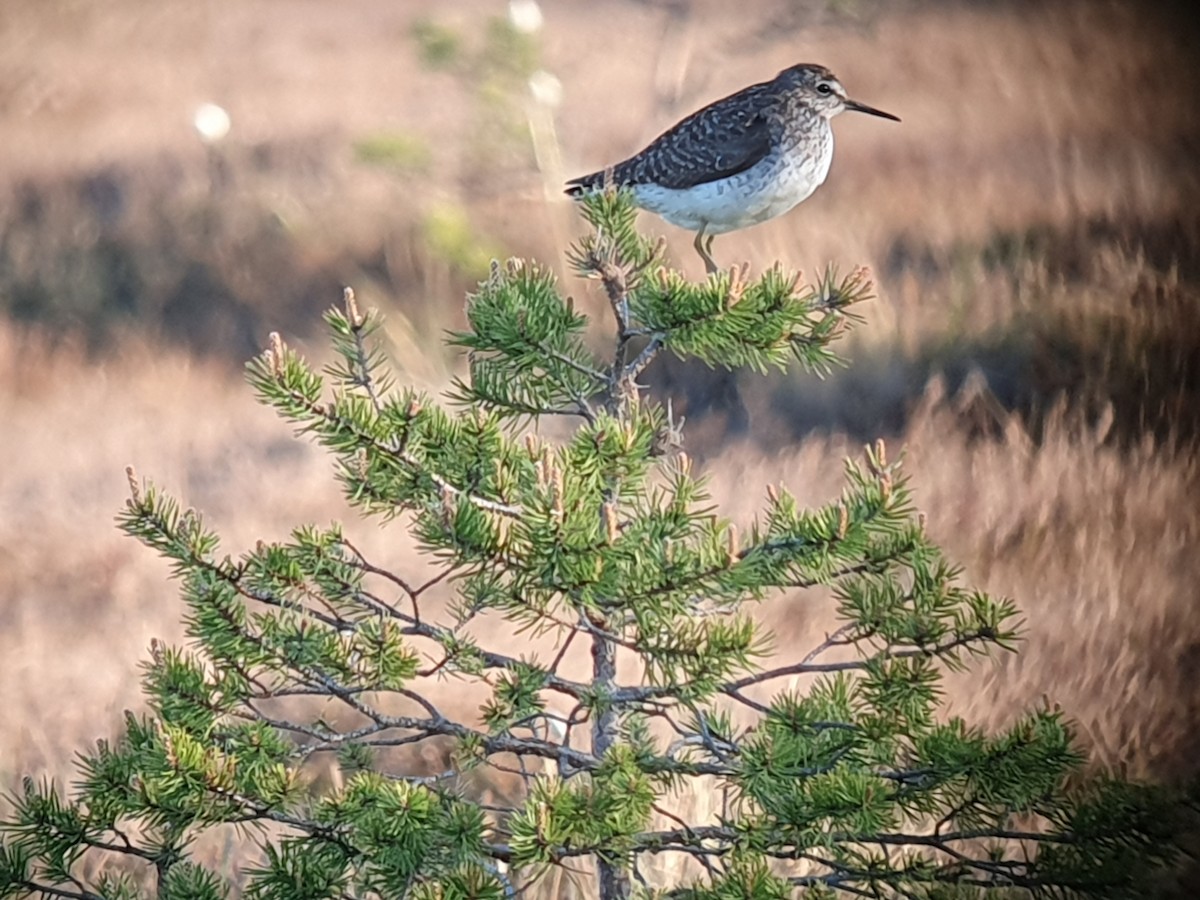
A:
565,64,898,273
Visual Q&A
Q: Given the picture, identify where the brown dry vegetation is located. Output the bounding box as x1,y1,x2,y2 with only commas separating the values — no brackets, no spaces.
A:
2,0,1199,891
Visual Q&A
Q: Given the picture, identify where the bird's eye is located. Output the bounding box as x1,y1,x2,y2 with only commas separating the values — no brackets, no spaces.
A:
816,83,832,95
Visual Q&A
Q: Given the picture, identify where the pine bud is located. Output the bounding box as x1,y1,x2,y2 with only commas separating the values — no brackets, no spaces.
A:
269,332,285,378
837,503,849,539
677,452,691,477
726,524,740,565
550,466,564,520
125,465,141,506
602,500,619,545
725,262,749,308
343,286,363,329
766,483,780,504
865,437,888,478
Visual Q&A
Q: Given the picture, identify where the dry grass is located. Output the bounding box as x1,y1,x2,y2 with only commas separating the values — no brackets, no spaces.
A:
732,387,1200,781
2,0,1199,893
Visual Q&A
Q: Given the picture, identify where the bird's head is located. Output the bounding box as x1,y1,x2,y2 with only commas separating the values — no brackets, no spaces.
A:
776,63,900,123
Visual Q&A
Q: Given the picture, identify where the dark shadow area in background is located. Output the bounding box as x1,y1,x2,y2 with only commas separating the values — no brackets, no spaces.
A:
651,210,1200,453
1,142,362,363
5,161,1199,455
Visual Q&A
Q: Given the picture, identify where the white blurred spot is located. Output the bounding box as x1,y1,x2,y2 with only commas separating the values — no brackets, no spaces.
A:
193,103,231,144
508,0,543,34
528,70,562,108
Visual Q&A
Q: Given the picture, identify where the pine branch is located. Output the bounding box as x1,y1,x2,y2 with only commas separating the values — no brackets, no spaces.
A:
8,191,1189,900
252,339,527,520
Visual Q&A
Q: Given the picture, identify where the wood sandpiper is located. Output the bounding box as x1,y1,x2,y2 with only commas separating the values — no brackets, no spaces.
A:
566,64,899,273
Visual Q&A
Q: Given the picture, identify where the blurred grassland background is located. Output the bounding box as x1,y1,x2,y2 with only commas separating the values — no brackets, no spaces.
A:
2,0,1199,853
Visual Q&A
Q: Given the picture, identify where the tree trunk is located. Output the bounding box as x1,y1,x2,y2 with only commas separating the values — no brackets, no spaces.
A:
591,622,628,899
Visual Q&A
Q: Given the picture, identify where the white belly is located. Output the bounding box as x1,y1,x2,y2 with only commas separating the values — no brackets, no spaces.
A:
632,131,834,234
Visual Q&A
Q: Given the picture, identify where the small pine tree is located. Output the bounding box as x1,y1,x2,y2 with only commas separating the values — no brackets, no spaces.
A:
1,193,1191,899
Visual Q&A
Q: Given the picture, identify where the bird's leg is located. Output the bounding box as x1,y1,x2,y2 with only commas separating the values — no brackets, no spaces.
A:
693,225,719,275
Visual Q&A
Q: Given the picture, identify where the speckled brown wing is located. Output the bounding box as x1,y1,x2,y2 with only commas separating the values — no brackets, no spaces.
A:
565,82,776,194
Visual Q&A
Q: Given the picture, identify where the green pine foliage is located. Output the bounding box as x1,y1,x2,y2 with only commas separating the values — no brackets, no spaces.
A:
2,192,1192,899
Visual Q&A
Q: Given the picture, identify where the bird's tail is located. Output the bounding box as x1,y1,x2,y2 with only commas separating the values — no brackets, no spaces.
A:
563,167,618,197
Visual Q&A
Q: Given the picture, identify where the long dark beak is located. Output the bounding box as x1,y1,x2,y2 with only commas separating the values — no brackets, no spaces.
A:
845,98,900,122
